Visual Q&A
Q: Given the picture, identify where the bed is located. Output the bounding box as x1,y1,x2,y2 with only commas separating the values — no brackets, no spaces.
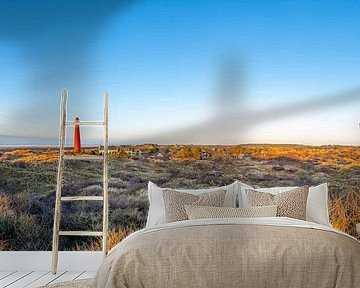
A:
92,182,360,288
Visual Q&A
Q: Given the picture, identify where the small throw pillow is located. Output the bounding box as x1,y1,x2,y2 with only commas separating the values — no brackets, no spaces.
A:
246,186,309,220
185,205,278,220
162,189,226,223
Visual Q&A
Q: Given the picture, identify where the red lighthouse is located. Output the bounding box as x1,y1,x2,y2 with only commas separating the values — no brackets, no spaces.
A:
74,117,81,153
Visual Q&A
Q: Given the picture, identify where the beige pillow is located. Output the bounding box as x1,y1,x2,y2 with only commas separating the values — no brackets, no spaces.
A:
185,205,278,220
246,186,309,220
162,189,226,223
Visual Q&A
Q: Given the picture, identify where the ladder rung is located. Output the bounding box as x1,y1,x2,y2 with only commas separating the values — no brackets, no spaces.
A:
65,121,104,126
59,231,103,236
63,155,103,160
61,196,103,201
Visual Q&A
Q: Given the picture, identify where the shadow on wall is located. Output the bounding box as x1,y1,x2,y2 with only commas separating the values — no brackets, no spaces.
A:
134,54,360,144
0,0,136,136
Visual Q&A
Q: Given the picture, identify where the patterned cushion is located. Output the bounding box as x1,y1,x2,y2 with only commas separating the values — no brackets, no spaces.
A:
162,189,226,223
246,186,309,220
184,205,278,219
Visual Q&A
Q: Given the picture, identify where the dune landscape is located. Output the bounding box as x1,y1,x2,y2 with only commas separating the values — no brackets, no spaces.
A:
0,144,359,251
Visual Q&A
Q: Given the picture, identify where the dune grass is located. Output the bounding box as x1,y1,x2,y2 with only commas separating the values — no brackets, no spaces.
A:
329,187,360,239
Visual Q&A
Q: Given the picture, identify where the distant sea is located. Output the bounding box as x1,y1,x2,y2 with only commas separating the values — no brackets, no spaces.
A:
0,135,56,147
0,135,113,148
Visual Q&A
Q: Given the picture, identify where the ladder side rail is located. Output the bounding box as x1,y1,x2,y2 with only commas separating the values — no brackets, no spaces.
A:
52,89,67,274
102,92,109,258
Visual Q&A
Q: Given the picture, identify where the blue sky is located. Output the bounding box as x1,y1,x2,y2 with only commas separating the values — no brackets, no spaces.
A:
0,0,359,145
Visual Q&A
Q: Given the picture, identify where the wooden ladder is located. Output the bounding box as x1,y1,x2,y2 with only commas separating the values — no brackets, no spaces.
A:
52,89,109,274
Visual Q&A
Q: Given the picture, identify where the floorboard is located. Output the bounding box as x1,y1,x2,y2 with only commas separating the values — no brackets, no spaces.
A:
6,272,48,288
75,271,96,280
0,271,32,288
48,271,84,284
0,272,16,281
23,271,66,288
0,271,96,288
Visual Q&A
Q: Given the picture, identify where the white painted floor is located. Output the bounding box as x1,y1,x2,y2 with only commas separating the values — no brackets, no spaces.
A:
0,271,96,288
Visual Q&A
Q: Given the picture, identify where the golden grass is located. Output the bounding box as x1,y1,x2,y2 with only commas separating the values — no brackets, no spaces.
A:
169,145,360,167
0,194,15,217
3,145,357,169
2,145,359,167
15,154,58,163
2,149,58,163
82,227,136,252
0,195,15,250
329,188,360,239
232,145,360,168
3,149,33,156
0,239,10,251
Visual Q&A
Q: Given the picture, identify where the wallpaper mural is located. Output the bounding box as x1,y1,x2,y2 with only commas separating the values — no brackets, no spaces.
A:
0,1,359,251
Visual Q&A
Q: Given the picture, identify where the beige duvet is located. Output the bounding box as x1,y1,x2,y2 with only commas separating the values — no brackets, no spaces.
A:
93,218,360,288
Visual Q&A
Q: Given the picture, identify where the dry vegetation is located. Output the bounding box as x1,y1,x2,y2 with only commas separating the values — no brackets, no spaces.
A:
329,188,360,237
83,227,136,252
1,149,58,163
0,144,359,251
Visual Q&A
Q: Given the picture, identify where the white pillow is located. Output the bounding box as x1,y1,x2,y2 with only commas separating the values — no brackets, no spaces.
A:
146,181,239,227
239,182,330,226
